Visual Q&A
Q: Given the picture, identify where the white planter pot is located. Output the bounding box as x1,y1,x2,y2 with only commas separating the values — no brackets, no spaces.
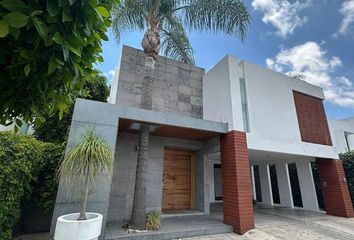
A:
54,212,103,240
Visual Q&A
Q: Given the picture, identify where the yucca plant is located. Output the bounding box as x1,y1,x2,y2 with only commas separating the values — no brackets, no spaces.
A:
58,130,113,220
146,210,161,231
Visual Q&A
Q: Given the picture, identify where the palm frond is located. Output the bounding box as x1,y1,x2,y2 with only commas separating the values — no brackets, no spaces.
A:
111,0,148,43
159,0,179,16
289,73,306,81
174,0,251,41
59,130,113,197
160,14,195,64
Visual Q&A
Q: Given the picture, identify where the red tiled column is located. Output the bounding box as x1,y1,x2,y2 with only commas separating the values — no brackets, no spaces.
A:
220,130,255,234
316,158,354,217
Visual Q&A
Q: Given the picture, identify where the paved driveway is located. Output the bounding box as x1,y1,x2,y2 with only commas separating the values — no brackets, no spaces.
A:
184,207,354,240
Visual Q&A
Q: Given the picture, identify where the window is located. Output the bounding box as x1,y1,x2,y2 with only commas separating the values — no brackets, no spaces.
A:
214,164,222,201
240,77,250,132
345,132,352,151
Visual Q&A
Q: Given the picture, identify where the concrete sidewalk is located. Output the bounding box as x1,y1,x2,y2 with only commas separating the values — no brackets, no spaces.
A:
184,208,354,240
15,207,354,240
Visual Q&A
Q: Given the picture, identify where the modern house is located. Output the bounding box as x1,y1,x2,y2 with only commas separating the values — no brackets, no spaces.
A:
51,45,354,238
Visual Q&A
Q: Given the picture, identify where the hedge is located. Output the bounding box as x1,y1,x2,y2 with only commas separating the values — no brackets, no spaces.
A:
0,132,64,239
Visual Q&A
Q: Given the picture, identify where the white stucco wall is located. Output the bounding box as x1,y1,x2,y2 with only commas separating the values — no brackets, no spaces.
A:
329,117,354,155
0,121,34,135
203,55,338,159
108,60,121,104
203,55,244,131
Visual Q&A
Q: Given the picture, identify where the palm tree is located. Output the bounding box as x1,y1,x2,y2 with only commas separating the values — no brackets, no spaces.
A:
289,73,306,81
111,0,251,229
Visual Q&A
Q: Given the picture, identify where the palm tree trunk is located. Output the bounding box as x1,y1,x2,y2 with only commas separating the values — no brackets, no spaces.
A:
130,55,156,229
130,15,160,229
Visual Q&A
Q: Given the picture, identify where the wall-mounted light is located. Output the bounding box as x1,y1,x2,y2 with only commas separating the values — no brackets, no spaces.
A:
129,123,159,132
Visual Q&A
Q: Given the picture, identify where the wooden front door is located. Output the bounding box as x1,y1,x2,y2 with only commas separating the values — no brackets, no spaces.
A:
162,149,195,212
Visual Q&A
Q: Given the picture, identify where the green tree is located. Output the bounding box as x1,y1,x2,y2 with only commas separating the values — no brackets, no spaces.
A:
111,0,251,229
0,0,116,128
33,73,110,143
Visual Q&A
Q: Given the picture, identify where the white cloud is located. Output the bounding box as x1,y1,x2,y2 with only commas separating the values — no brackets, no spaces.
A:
252,0,310,38
103,69,116,85
266,42,354,107
336,0,354,36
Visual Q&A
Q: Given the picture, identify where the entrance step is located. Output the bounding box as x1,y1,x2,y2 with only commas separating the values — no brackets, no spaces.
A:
161,210,205,219
105,215,233,240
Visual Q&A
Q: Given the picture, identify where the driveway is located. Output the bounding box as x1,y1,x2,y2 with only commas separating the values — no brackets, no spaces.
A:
184,207,354,240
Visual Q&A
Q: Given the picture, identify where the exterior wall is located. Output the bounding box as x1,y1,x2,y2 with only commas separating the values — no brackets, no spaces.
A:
50,100,119,238
0,121,34,135
293,91,332,145
204,56,338,159
110,45,204,118
329,118,354,154
107,133,207,223
203,55,244,131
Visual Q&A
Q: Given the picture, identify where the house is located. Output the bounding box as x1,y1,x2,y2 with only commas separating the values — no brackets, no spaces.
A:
50,45,354,238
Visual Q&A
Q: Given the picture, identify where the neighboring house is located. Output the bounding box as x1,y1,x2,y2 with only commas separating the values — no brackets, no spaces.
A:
0,121,34,135
51,46,354,237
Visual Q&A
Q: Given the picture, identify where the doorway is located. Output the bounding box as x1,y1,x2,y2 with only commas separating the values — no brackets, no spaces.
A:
162,149,195,212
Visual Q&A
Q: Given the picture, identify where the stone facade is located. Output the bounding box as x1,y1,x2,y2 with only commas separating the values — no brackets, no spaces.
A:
107,132,208,224
113,45,204,118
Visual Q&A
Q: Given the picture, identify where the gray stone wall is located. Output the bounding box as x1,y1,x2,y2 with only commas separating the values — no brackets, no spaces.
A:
50,100,119,239
114,45,204,118
107,132,206,224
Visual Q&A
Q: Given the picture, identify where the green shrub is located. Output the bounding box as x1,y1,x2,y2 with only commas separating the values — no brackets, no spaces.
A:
0,132,64,239
340,151,354,208
25,143,64,212
146,210,161,231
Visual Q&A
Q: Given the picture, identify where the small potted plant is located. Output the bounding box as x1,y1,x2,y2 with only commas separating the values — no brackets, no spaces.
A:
54,130,113,240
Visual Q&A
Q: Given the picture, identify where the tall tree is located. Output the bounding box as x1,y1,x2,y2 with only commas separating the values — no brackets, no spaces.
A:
33,72,110,144
111,0,251,229
0,0,116,128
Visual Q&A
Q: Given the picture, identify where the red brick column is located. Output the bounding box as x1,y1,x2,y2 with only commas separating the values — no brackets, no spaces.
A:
316,158,354,217
220,130,255,234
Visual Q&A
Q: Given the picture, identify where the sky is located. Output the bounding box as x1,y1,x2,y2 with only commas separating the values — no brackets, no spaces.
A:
96,0,354,120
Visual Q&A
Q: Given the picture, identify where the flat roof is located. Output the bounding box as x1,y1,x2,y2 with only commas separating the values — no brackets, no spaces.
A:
117,106,228,141
73,99,228,141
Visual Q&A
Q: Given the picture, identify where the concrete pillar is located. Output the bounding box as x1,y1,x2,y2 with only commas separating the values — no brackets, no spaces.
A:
316,158,354,217
250,165,256,201
258,163,273,206
275,162,294,208
296,160,319,212
220,130,254,234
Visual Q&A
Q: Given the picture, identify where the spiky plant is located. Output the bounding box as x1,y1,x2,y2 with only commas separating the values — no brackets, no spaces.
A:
58,130,113,220
111,0,251,229
146,210,161,230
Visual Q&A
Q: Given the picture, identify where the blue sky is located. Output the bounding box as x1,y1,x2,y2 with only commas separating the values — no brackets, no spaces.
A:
96,0,354,120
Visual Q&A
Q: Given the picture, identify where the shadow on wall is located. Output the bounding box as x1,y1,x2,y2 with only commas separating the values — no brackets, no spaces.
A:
253,162,327,210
